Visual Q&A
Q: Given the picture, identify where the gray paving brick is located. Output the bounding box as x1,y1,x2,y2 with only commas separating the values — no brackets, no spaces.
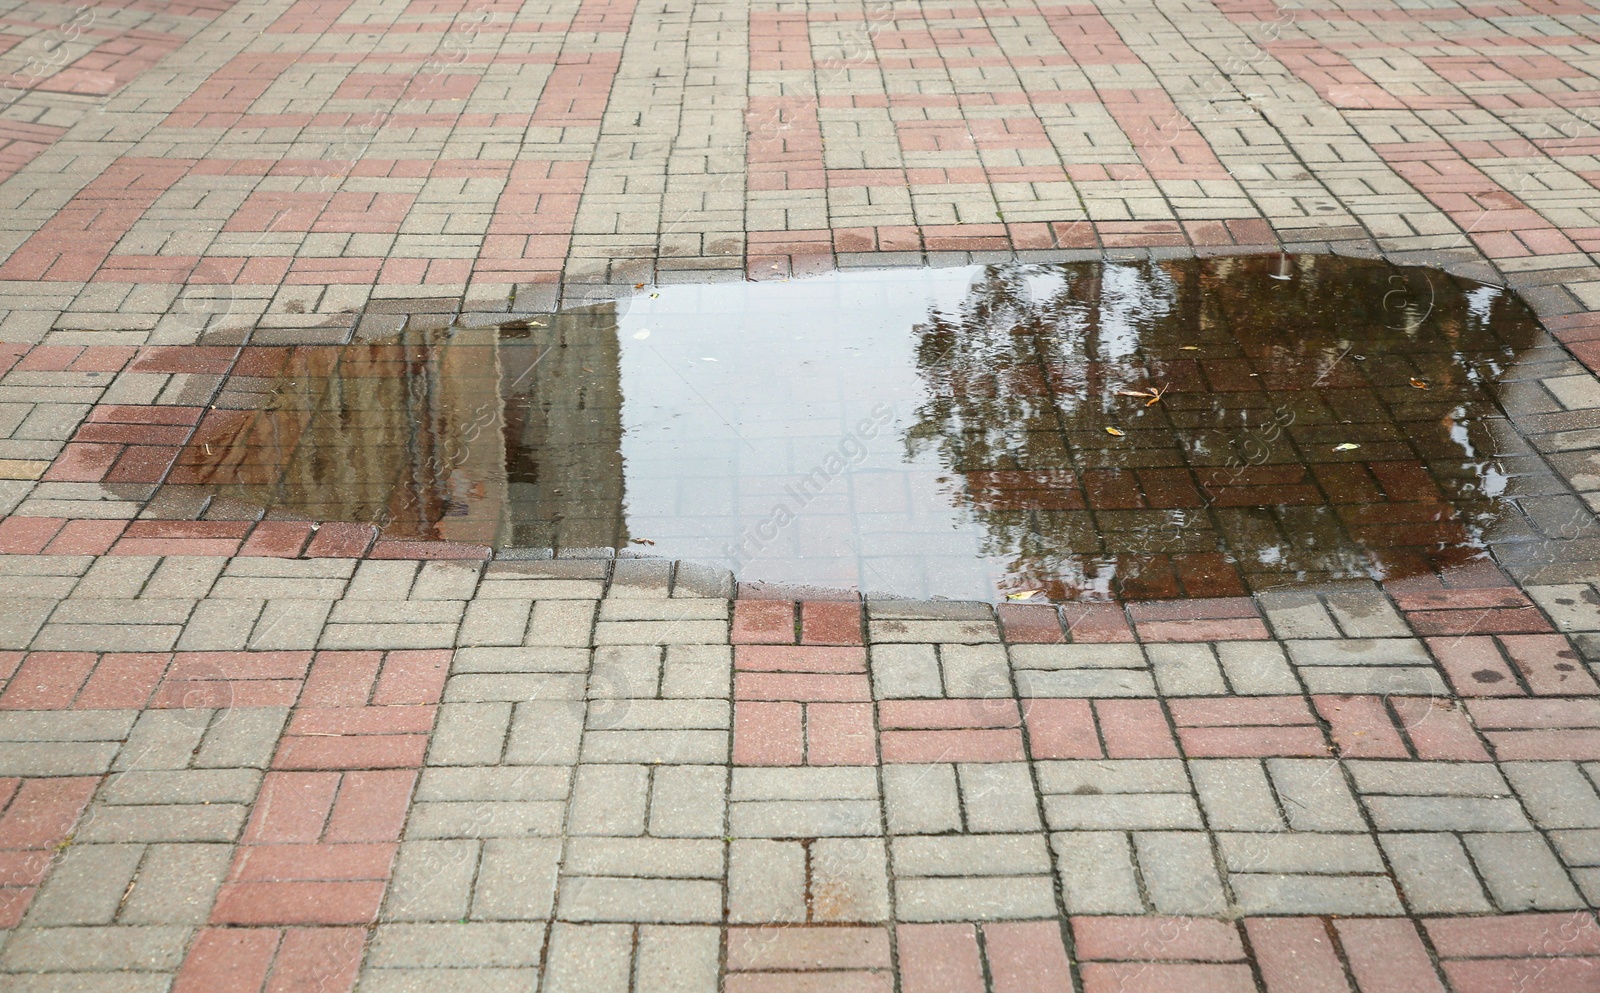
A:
416,766,571,803
883,764,960,835
368,923,547,968
812,837,890,922
506,701,585,765
590,645,662,699
870,643,942,698
564,838,722,879
728,839,804,923
1267,759,1367,831
75,803,246,843
1259,591,1340,639
346,560,419,600
1008,644,1146,670
1134,831,1224,915
1218,832,1383,874
892,834,1051,876
1286,639,1432,666
1015,669,1157,697
385,840,478,922
1148,643,1228,696
894,875,1057,921
98,769,259,806
527,599,596,646
1349,761,1509,796
957,763,1041,832
0,735,119,773
1463,833,1585,911
1229,873,1405,916
1326,592,1410,637
406,801,565,840
413,561,482,600
1379,833,1493,913
1192,760,1284,831
458,598,532,646
560,876,723,923
473,839,561,920
648,765,726,838
1298,666,1447,695
940,643,1010,696
193,708,287,769
1365,796,1531,832
1216,642,1300,695
116,843,229,926
636,925,720,993
248,599,333,650
1504,762,1600,829
1052,831,1143,914
0,712,135,742
429,702,510,765
569,764,649,836
661,645,731,699
0,925,190,972
581,729,727,764
24,844,144,925
543,922,632,993
115,712,206,771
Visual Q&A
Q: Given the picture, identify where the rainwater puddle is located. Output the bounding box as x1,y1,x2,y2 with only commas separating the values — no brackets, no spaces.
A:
167,254,1571,600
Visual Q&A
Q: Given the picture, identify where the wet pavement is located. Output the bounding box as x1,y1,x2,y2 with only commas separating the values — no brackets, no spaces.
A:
1,0,1600,990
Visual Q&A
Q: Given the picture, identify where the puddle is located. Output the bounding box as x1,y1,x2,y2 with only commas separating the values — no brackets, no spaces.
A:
164,254,1575,600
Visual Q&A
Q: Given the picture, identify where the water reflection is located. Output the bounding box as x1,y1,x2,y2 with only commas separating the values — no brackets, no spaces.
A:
164,255,1572,601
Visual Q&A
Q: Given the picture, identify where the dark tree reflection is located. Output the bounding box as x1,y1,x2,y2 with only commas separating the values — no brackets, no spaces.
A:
904,255,1548,599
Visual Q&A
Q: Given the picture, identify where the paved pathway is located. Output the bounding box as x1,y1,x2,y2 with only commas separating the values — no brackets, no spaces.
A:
0,0,1599,990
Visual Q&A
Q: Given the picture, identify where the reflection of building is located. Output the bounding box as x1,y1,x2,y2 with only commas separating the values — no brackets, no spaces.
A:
169,307,628,551
500,308,629,550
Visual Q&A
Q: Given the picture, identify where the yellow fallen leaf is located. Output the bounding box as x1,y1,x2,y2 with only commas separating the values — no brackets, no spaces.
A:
1180,345,1199,350
1333,443,1360,451
1005,589,1041,601
1106,426,1125,437
1409,378,1429,390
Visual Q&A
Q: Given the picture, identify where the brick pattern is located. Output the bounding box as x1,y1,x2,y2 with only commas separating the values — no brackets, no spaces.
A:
0,561,1591,987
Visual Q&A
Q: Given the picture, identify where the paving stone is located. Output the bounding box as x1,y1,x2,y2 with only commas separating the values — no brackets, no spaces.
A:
1051,831,1144,914
728,839,805,923
1379,833,1493,914
1462,833,1586,911
1191,760,1285,831
883,764,961,835
385,840,479,922
17,844,138,927
956,763,1041,832
0,925,191,972
1134,831,1226,915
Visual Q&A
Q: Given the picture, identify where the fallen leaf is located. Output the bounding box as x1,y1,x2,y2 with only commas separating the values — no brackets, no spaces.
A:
634,283,646,289
1180,345,1200,350
1117,390,1152,398
630,538,655,545
1106,426,1125,437
1333,443,1360,451
1409,378,1429,390
1005,589,1041,601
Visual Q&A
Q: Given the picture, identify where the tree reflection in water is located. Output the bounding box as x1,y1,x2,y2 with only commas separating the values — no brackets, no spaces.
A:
904,254,1549,600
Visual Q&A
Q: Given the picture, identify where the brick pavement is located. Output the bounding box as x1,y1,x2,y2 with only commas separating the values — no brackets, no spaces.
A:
0,0,1599,989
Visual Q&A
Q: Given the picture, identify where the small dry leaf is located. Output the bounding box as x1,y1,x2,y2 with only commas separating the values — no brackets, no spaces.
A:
630,538,655,546
1180,345,1200,351
1005,589,1041,601
634,283,646,289
1333,443,1360,452
1409,378,1429,390
1105,426,1125,437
